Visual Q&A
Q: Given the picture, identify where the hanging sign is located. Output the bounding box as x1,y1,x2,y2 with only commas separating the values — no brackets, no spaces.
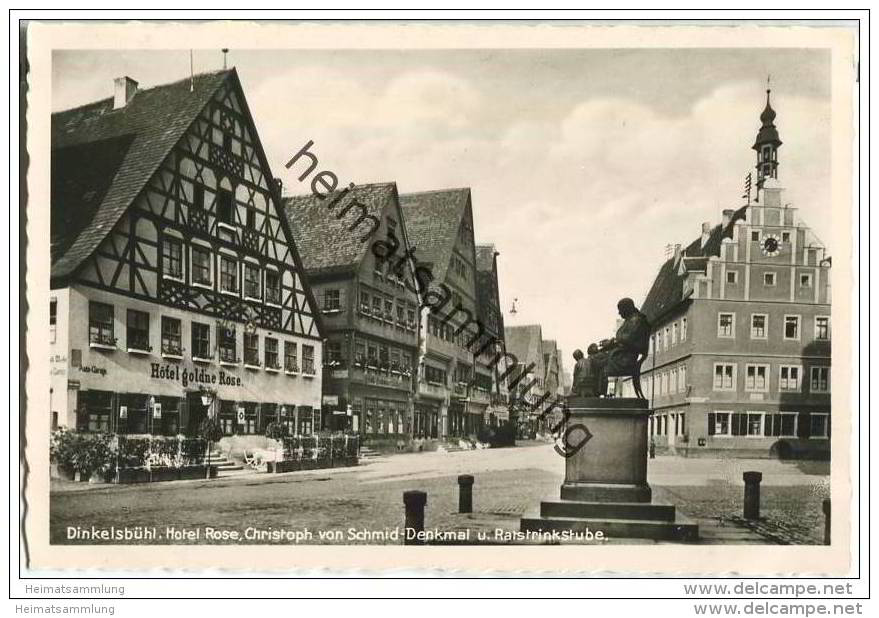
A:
237,407,246,423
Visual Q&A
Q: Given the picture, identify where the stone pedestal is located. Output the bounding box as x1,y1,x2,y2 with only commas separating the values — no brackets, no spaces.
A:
520,397,698,542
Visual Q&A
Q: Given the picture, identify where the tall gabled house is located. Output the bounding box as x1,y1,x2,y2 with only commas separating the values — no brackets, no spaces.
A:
283,183,420,439
475,244,511,427
400,188,480,439
50,69,324,437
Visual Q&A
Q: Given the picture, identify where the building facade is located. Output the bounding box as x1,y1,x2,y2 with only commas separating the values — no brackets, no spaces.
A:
624,90,831,459
400,188,479,439
475,244,511,427
284,183,420,440
50,69,324,437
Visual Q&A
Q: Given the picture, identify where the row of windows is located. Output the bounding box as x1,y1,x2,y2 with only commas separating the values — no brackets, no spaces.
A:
712,362,830,393
162,237,284,304
648,365,687,397
648,410,829,440
358,289,418,330
717,312,830,341
87,301,315,374
725,269,814,288
652,318,687,354
709,411,829,439
351,338,414,373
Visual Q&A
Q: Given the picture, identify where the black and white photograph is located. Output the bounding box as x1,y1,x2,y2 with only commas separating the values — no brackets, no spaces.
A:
18,17,862,585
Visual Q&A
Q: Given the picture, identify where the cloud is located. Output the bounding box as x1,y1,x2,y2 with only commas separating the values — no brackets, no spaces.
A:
246,65,830,369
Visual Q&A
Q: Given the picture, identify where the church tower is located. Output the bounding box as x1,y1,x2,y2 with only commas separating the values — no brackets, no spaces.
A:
752,87,782,187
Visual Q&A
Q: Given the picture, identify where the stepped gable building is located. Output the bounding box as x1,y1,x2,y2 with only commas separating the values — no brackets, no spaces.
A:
475,244,511,427
399,188,479,438
283,183,420,438
625,89,831,459
50,69,325,437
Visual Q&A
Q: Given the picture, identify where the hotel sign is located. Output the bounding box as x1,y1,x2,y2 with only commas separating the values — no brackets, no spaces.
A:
150,363,242,387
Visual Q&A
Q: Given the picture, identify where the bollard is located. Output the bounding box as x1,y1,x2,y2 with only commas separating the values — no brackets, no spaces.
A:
458,474,474,513
823,498,831,545
403,490,427,545
742,471,762,520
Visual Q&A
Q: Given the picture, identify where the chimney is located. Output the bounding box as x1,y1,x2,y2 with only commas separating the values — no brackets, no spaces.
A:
113,76,138,109
700,221,711,248
722,209,734,227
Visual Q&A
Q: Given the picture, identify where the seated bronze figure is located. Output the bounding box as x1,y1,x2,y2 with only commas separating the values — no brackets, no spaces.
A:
598,298,651,399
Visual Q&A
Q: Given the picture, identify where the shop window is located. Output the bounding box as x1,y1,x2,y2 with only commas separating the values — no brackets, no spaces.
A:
265,270,281,305
191,322,211,360
162,236,184,280
218,401,237,435
119,394,149,435
80,391,112,433
126,309,151,352
243,263,261,299
161,316,182,356
709,411,731,436
89,301,115,347
765,413,798,438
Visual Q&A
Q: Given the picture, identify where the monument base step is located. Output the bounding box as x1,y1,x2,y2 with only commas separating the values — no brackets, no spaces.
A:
560,482,652,503
520,509,699,542
540,499,676,521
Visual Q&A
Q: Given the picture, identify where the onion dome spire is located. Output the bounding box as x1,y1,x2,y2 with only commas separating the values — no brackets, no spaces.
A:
752,80,782,183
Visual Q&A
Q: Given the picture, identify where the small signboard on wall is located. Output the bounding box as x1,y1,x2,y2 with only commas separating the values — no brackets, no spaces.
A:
119,405,128,419
152,403,162,419
237,407,246,423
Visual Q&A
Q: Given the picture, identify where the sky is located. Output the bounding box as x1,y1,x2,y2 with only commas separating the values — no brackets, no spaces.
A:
52,48,832,377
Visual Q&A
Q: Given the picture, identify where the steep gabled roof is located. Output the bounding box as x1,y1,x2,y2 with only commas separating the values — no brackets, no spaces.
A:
475,244,497,273
641,204,748,322
51,69,233,280
398,188,471,282
283,183,397,277
504,324,544,369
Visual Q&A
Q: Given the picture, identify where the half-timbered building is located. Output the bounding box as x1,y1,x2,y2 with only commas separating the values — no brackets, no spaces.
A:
49,69,324,437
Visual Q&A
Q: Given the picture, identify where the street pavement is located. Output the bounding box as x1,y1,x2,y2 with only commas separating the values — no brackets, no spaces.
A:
50,442,830,545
